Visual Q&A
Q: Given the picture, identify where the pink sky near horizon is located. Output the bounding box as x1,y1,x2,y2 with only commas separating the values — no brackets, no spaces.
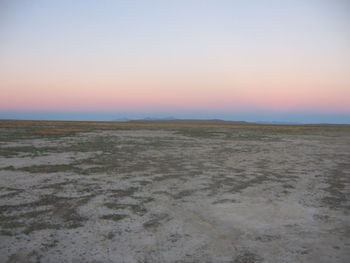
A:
1,75,349,113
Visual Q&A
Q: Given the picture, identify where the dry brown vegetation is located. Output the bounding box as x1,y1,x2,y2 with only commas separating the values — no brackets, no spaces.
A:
1,119,348,132
29,128,86,135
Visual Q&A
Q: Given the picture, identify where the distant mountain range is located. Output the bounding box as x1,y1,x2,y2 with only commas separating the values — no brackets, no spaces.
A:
130,118,249,124
113,117,269,124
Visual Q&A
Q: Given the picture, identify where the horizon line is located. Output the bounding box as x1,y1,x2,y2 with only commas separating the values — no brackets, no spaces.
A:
1,118,349,126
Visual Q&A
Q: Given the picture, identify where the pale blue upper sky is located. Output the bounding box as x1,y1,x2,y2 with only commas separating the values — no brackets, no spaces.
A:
1,0,349,123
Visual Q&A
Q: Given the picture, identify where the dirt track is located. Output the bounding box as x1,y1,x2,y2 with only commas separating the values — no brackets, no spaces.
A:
0,121,349,263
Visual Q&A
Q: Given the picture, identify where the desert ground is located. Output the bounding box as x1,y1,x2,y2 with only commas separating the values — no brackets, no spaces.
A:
0,120,349,263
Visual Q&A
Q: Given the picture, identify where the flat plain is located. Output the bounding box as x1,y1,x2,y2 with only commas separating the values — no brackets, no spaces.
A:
0,120,349,263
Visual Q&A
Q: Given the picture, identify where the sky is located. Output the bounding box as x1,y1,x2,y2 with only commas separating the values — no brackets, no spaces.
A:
1,0,349,123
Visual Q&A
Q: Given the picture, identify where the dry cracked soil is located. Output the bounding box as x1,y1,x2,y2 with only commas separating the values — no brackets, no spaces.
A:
0,120,349,263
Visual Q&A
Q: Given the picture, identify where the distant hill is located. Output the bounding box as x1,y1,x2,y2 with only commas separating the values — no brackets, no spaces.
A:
123,117,249,124
112,118,130,122
255,121,302,125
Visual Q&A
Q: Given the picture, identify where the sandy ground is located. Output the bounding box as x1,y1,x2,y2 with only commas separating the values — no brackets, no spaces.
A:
0,121,349,263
